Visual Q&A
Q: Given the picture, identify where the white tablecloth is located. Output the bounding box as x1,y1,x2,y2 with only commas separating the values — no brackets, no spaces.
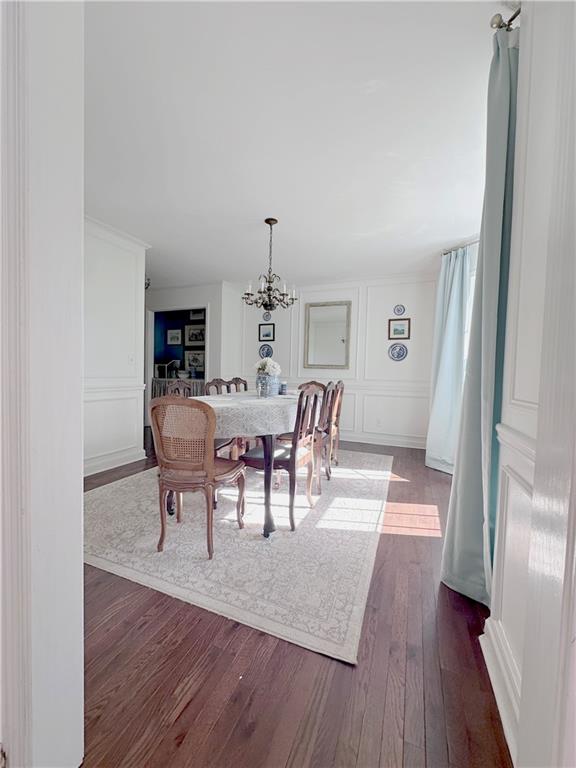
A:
191,392,299,438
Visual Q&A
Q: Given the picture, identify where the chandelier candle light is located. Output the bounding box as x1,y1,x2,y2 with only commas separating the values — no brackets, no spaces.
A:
242,218,297,311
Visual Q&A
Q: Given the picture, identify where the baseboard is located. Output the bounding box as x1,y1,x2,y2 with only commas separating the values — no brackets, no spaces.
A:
340,431,426,449
84,447,147,477
480,618,520,765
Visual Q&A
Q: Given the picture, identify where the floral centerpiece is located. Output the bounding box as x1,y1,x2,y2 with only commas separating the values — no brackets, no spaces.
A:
254,358,281,397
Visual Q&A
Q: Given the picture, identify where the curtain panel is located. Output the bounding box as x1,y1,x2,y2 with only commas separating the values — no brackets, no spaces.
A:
441,28,519,607
425,243,478,475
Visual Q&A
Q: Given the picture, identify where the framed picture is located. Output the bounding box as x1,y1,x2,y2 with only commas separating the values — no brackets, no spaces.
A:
166,329,182,345
185,350,204,370
185,325,205,345
388,318,411,340
259,323,275,342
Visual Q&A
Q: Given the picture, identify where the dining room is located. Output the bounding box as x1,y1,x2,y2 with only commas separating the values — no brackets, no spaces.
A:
77,2,515,764
3,0,574,766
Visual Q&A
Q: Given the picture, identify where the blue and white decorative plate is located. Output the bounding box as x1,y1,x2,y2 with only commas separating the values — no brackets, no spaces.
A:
262,311,272,322
259,343,273,358
393,304,406,316
388,343,408,361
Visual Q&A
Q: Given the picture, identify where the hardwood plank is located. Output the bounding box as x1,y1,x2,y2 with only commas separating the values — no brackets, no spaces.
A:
167,632,280,768
404,563,425,752
421,568,450,768
379,558,409,768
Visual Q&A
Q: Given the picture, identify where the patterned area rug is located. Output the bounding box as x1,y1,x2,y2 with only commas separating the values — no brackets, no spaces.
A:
84,450,392,663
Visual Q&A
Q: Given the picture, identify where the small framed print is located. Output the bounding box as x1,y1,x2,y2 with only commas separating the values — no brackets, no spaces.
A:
388,318,411,340
185,351,204,370
167,329,182,345
259,323,275,342
185,325,205,345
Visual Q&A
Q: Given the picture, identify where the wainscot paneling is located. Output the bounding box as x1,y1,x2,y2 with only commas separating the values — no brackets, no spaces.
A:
84,218,148,474
240,274,436,448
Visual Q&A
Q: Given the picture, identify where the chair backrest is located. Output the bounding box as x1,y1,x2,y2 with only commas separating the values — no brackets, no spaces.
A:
229,377,248,392
149,396,216,478
291,382,323,454
298,380,326,392
165,379,194,397
317,381,337,432
334,380,345,427
204,378,231,395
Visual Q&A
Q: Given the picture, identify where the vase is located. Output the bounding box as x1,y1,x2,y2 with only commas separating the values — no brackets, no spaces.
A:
255,373,280,397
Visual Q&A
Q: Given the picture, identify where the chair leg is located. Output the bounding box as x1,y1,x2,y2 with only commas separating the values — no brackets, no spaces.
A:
288,470,296,532
205,485,214,559
236,473,245,529
157,487,169,552
306,461,315,508
315,438,322,495
176,492,183,523
325,440,333,481
334,429,340,466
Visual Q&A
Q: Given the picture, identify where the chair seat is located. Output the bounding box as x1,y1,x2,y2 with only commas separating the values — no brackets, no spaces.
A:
160,457,244,486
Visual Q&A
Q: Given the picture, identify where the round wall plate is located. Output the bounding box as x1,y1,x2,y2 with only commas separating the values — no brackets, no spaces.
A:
393,304,406,316
388,343,408,361
259,343,273,358
262,311,272,321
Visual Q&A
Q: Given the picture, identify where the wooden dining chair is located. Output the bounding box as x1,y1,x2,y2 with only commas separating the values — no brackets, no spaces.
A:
240,382,323,531
149,396,245,559
230,377,248,392
165,379,195,397
204,378,231,395
165,378,233,455
313,381,339,492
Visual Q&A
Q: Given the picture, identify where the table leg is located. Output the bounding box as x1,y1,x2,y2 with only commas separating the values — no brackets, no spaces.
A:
260,434,276,537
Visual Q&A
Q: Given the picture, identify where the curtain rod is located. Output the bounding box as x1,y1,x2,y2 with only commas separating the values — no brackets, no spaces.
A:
442,238,479,256
490,6,521,30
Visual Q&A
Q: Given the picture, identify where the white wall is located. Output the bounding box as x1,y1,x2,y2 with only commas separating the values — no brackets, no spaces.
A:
480,4,574,765
1,3,85,765
84,219,148,475
221,281,244,379
240,274,437,447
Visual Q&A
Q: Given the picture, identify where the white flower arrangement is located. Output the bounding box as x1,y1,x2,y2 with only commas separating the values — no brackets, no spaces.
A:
255,358,281,376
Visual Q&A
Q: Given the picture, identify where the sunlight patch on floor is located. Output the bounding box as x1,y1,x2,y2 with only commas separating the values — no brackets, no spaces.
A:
316,496,384,532
329,467,407,482
381,501,442,538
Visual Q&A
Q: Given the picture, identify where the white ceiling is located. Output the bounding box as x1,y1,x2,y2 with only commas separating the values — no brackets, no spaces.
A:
85,1,500,289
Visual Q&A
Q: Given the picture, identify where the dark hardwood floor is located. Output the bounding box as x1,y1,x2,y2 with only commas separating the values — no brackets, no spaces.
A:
83,434,512,768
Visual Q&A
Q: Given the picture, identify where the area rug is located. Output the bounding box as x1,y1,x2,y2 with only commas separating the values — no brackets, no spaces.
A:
84,450,392,664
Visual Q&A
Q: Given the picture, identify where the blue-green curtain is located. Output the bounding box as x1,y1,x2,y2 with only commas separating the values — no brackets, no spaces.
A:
441,28,519,607
425,243,478,475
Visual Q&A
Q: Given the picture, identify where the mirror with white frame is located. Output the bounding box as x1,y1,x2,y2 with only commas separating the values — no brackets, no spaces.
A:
304,301,351,369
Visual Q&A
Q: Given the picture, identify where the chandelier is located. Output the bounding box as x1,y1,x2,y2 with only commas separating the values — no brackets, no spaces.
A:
242,218,297,311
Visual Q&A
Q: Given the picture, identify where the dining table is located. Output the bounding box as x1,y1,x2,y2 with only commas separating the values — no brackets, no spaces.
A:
171,391,300,537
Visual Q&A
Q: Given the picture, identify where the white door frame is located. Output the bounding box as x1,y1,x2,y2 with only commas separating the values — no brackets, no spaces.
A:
1,3,85,766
